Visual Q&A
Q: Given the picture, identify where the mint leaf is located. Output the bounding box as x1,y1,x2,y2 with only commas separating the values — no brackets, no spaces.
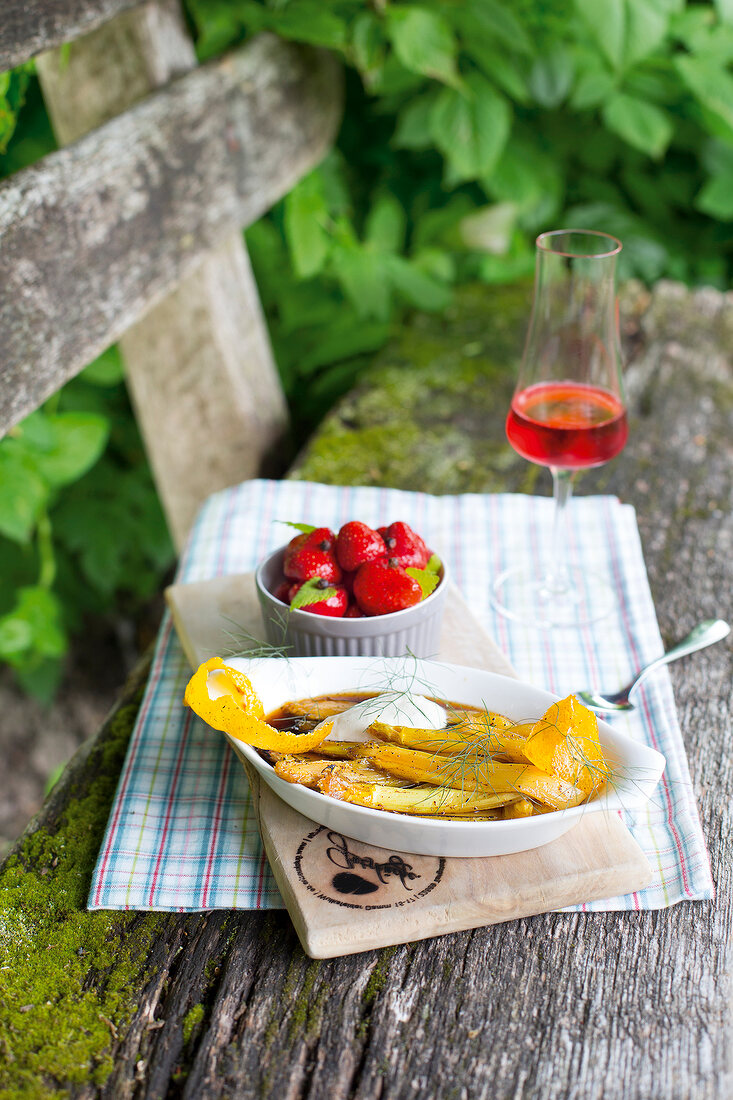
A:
426,554,442,574
290,578,338,610
406,568,440,599
278,521,317,534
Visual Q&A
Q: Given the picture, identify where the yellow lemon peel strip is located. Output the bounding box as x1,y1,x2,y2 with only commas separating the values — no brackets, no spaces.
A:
184,657,333,753
523,694,610,798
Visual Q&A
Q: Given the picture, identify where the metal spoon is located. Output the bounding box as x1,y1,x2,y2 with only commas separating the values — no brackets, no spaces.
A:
577,619,730,712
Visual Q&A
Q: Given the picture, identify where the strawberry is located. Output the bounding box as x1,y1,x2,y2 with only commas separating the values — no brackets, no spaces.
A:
336,521,386,572
273,580,291,604
353,560,423,616
289,579,348,617
284,527,341,583
344,602,365,618
378,521,431,570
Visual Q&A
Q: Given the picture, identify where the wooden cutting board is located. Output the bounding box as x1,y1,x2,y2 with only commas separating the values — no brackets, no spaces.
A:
166,574,651,958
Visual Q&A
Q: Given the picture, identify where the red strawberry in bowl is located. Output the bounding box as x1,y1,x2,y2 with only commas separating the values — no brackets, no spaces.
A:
289,578,348,617
284,527,342,583
378,521,431,570
353,560,423,616
336,521,387,572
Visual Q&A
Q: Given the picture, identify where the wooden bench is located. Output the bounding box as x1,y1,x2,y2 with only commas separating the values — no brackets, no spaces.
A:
1,0,341,544
1,5,731,1098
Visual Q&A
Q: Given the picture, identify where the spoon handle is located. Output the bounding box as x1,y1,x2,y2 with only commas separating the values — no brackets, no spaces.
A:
630,619,730,693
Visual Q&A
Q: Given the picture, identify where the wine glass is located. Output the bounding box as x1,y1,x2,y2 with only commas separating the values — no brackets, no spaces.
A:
492,229,627,628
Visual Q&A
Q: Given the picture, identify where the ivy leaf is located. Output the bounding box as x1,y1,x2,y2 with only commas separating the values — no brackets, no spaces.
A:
278,521,317,534
0,450,48,543
430,73,511,182
386,7,461,88
290,578,338,610
406,567,440,599
602,93,672,157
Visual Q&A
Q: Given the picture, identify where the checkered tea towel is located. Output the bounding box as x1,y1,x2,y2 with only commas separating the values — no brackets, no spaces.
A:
89,480,714,912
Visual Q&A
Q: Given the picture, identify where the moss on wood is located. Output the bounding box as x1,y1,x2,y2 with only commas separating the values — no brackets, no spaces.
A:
0,668,161,1097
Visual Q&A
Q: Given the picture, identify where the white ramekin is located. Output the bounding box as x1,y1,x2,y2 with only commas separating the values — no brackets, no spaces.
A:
255,547,449,658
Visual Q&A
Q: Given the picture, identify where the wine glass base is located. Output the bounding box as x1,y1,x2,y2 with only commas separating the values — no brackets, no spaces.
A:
491,565,616,628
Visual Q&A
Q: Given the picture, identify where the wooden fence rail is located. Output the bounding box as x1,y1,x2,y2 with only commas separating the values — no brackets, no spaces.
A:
0,0,141,72
0,33,341,439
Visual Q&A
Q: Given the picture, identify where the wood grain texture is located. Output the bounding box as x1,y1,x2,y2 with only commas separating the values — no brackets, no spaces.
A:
0,0,140,71
1,281,730,1098
0,30,341,439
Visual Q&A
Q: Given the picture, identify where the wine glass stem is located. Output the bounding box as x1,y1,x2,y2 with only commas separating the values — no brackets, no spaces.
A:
544,467,575,596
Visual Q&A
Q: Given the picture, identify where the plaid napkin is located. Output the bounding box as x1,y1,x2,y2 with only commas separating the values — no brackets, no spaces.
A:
89,479,713,912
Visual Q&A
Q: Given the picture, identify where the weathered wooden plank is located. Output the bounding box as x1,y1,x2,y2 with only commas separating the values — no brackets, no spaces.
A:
1,281,730,1098
0,31,341,440
0,0,140,72
35,0,293,545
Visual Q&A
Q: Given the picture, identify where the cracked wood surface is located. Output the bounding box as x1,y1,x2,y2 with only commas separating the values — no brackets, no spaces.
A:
1,280,731,1099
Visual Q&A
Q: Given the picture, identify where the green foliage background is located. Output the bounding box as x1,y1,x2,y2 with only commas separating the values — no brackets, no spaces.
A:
1,0,732,698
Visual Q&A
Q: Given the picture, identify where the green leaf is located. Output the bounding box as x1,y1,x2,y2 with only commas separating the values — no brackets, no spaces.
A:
0,449,48,543
571,69,617,110
464,43,530,103
79,346,125,387
9,586,66,659
696,171,733,219
675,55,733,139
278,521,317,534
351,11,384,77
624,0,671,67
386,7,460,87
528,45,574,107
393,91,439,150
284,172,330,279
452,2,534,58
426,554,442,574
35,412,109,488
290,578,338,610
365,193,406,253
602,93,672,157
430,73,511,182
383,255,451,311
266,2,347,49
405,567,440,599
331,245,392,321
0,615,33,659
575,0,625,71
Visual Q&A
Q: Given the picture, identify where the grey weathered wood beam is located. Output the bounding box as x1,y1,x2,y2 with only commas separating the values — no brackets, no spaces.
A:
0,31,341,445
0,0,141,72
